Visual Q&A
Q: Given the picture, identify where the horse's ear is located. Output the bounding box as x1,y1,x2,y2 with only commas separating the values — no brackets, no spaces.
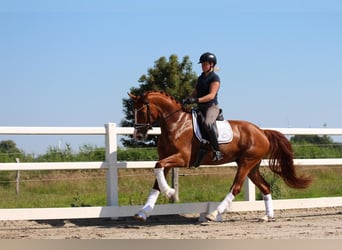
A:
128,93,137,100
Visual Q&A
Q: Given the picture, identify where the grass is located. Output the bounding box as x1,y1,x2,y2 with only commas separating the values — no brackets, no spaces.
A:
0,166,341,209
0,170,107,208
269,166,342,199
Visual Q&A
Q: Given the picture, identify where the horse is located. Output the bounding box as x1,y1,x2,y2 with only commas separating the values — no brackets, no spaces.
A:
128,90,312,222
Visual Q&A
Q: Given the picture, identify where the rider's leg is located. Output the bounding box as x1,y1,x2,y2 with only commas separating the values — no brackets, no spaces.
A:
193,145,207,167
205,105,223,161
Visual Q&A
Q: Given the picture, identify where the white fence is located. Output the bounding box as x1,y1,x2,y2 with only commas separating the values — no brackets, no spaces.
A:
0,124,342,221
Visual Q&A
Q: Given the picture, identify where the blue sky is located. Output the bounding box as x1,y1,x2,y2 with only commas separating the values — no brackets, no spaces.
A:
0,1,341,154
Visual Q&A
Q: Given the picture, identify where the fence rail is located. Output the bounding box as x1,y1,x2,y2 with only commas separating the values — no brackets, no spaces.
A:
0,124,342,221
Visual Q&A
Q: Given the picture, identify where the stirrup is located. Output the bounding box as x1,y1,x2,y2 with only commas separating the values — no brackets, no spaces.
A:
212,151,223,162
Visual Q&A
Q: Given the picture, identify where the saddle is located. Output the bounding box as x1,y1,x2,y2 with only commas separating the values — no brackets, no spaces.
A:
192,109,233,144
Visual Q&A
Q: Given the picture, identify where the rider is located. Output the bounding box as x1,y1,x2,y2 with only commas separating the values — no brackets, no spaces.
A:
183,52,224,162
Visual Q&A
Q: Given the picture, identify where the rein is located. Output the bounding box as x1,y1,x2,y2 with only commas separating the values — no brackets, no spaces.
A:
162,108,183,121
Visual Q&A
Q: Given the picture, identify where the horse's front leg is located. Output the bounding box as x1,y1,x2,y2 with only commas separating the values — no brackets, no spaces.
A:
153,167,176,200
134,188,160,222
134,153,186,222
153,152,186,199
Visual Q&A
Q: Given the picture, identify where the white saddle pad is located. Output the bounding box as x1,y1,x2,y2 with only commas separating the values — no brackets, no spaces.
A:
192,110,233,144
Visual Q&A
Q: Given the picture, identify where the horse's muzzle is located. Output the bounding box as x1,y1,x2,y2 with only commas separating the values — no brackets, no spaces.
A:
133,129,148,141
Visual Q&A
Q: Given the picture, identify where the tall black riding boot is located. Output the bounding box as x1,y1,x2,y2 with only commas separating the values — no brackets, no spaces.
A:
207,124,224,162
192,146,207,168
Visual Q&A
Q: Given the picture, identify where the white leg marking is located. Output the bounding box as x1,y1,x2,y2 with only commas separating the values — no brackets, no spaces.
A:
206,192,235,222
134,189,160,221
261,193,275,222
154,168,175,199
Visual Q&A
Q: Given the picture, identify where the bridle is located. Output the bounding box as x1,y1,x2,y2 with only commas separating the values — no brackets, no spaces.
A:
133,101,153,130
133,98,183,131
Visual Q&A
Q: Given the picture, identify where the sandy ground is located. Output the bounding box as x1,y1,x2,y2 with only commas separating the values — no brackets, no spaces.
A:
0,206,341,239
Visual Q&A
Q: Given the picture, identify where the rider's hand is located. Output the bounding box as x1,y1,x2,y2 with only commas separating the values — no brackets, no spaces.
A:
182,97,198,105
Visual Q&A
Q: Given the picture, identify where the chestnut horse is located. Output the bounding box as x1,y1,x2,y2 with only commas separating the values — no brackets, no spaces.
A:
128,90,312,222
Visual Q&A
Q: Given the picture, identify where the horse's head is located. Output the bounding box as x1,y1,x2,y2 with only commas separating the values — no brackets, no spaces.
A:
128,92,154,141
128,91,183,141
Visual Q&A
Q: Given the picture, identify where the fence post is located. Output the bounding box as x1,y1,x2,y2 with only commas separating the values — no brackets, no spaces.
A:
15,158,20,196
105,123,118,207
171,168,179,202
243,177,256,201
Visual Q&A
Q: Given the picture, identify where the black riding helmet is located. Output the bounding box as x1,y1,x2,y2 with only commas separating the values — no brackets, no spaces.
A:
198,52,217,66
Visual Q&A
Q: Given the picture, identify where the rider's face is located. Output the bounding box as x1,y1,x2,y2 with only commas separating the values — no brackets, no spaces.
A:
201,61,213,72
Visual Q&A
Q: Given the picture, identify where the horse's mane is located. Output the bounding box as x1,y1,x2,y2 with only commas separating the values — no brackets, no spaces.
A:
144,90,191,113
144,90,176,101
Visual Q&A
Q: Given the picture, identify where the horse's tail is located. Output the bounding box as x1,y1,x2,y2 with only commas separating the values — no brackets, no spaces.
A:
264,129,312,189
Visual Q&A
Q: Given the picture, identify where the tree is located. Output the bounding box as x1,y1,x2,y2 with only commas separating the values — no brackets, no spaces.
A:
0,140,22,162
120,54,198,147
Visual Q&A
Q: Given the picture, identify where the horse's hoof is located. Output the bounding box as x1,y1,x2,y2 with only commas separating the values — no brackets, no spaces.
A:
205,210,223,222
166,188,176,201
133,210,148,222
259,215,275,222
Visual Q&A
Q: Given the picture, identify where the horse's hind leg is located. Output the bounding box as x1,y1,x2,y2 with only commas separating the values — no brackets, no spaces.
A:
248,164,275,221
206,158,261,222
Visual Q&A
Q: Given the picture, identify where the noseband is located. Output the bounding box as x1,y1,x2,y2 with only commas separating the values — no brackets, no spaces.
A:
134,101,153,130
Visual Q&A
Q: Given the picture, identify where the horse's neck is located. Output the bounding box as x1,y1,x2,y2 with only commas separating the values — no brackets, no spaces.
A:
153,96,181,119
150,94,191,130
159,108,191,132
